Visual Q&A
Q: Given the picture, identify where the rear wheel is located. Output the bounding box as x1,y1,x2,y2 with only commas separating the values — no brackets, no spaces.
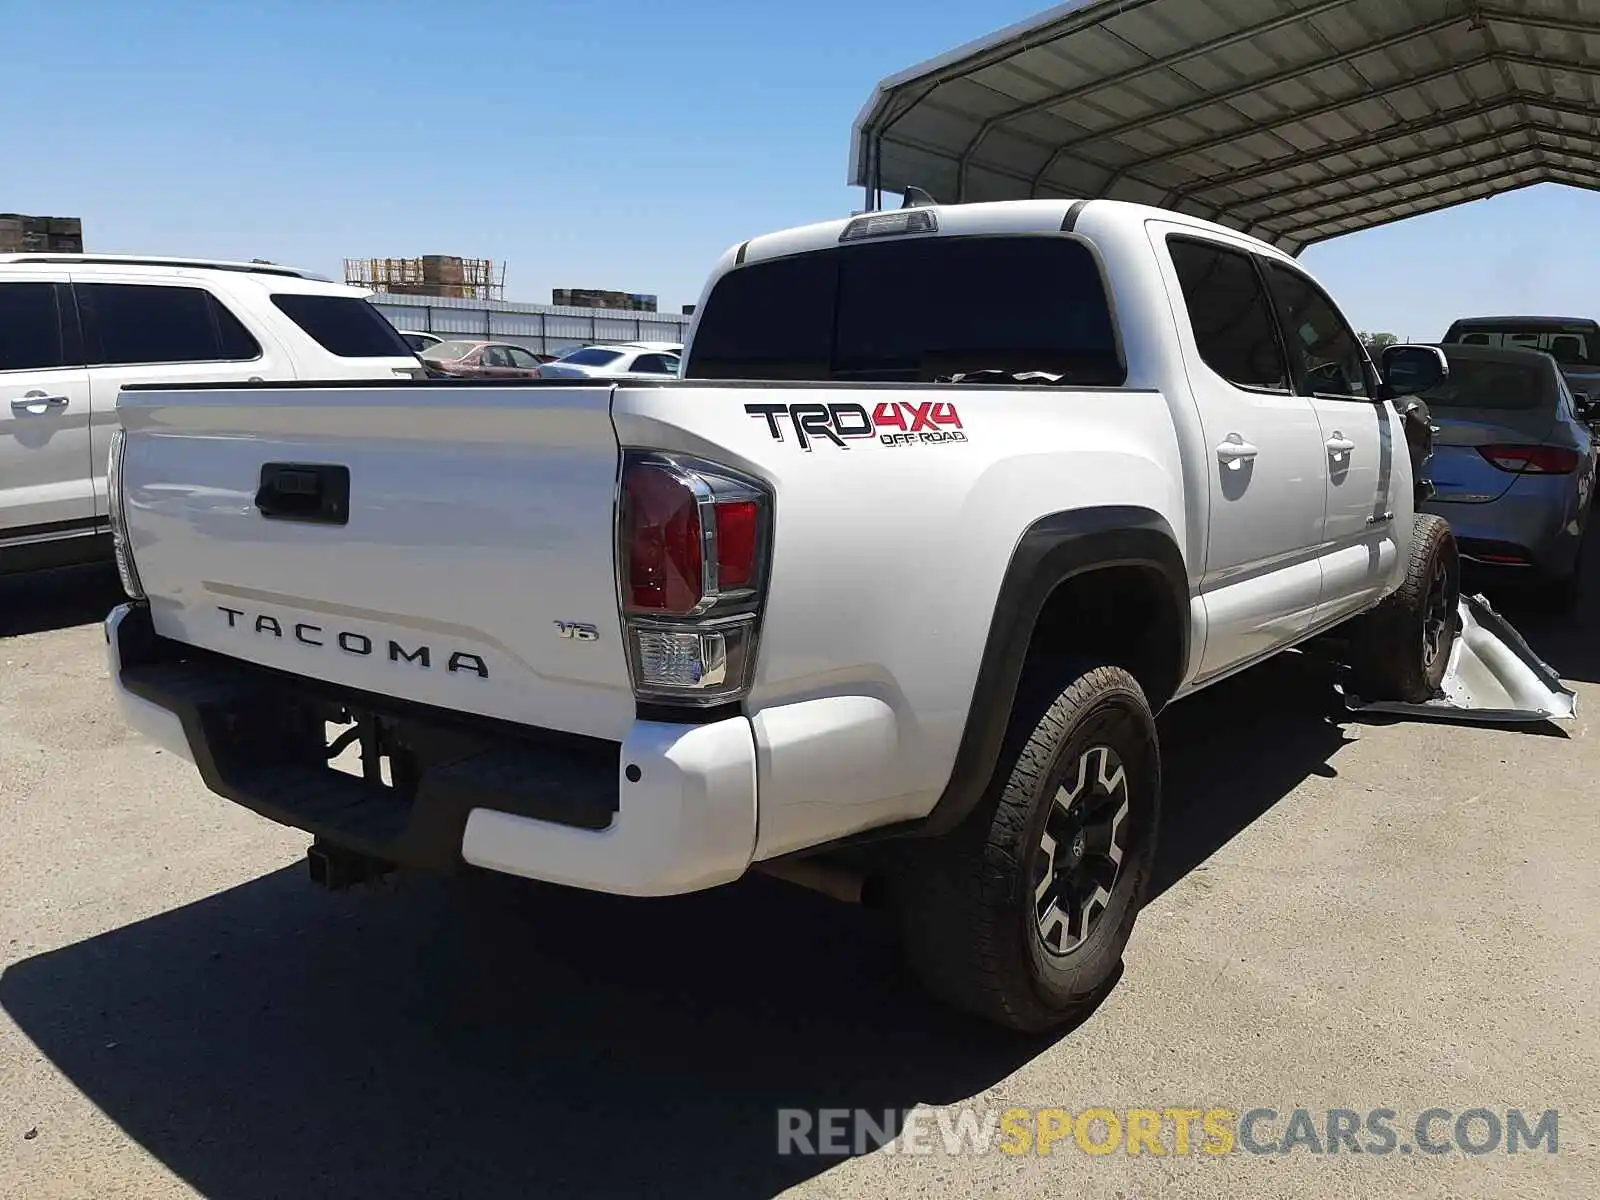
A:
893,660,1160,1032
1348,514,1461,703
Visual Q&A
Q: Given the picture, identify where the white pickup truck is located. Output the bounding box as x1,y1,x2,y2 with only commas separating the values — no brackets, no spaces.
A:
105,198,1458,1031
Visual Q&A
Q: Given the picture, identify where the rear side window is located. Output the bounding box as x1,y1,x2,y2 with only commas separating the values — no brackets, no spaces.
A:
77,283,261,366
630,353,678,375
0,282,68,371
270,294,415,358
1166,238,1287,391
686,235,1124,385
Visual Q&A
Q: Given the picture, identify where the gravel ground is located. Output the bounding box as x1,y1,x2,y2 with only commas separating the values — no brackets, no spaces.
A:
1,558,1596,1200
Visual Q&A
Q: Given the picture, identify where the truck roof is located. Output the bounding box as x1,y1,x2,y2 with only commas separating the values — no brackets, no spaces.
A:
726,197,1294,274
1446,315,1598,328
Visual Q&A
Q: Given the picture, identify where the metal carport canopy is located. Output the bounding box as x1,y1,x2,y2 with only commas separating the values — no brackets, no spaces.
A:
850,0,1600,254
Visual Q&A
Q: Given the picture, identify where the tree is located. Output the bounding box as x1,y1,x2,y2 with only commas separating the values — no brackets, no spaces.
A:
1359,330,1399,351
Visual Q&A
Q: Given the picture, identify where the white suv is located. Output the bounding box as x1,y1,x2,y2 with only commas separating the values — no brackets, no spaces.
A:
0,254,424,574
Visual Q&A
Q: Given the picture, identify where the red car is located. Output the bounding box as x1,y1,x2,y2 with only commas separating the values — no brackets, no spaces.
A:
419,339,554,378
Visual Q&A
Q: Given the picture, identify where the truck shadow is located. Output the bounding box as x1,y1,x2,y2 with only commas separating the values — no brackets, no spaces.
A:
0,651,1364,1199
0,561,123,639
1150,650,1354,899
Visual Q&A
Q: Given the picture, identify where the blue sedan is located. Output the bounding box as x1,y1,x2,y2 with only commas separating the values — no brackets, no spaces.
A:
1421,343,1595,608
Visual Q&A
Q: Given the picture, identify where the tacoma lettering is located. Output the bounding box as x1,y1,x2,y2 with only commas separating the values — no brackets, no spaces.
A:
216,606,486,679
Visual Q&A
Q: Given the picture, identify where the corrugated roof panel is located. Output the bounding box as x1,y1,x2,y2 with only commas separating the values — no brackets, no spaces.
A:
852,0,1600,249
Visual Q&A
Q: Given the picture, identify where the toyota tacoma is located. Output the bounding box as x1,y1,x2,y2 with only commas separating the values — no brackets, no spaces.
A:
105,197,1457,1031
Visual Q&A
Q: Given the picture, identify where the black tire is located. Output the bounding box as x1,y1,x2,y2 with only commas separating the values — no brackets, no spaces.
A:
1348,513,1460,703
892,660,1160,1033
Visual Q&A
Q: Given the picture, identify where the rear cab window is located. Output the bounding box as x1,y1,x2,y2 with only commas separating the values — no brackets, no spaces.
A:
1443,321,1600,366
684,234,1125,386
270,293,417,358
560,348,624,367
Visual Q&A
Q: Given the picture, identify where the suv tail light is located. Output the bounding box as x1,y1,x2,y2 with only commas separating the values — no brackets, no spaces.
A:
107,428,146,600
617,452,771,705
1477,444,1580,474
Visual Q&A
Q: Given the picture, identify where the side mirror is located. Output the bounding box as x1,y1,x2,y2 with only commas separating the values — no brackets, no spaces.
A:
1379,344,1448,398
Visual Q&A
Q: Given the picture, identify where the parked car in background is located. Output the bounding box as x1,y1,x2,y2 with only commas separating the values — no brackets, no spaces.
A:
396,329,442,354
419,339,553,378
1,253,423,575
1420,342,1594,607
534,344,681,379
1441,315,1600,416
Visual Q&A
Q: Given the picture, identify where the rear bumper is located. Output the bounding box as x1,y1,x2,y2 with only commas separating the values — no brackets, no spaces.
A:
105,602,758,897
1424,484,1582,576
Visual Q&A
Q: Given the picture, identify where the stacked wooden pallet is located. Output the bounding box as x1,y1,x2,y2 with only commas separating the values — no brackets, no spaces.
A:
552,287,658,312
0,213,83,253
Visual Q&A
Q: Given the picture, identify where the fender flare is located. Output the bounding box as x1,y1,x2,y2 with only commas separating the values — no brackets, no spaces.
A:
909,506,1190,841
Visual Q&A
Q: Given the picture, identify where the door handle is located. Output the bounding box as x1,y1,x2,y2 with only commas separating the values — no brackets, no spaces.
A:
10,390,69,413
1326,433,1356,454
1216,434,1259,467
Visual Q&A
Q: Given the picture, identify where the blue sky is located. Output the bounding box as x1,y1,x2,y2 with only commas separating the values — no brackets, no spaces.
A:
6,0,1596,337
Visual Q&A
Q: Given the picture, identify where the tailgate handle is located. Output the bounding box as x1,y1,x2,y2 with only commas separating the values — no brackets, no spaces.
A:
255,463,350,526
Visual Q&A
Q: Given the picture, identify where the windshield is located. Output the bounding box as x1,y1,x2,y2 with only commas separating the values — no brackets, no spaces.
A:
684,234,1124,385
1443,323,1599,366
558,347,624,366
1424,355,1551,412
422,339,482,360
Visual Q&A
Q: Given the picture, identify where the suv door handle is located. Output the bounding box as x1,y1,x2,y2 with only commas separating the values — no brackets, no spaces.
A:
11,391,69,413
1325,434,1356,454
1216,435,1259,466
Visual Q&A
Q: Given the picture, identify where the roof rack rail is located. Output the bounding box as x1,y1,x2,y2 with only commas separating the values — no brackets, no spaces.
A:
0,253,332,281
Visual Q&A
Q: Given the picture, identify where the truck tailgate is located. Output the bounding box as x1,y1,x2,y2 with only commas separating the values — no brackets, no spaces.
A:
116,382,635,742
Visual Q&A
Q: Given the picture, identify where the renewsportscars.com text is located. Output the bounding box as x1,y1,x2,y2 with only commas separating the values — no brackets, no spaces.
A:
777,1105,1560,1159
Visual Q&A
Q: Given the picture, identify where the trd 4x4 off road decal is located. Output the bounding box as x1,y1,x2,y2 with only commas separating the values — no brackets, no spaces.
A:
744,401,966,451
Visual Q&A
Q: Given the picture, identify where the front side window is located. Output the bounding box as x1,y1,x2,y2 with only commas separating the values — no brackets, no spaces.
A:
77,283,261,366
685,234,1124,385
0,282,68,372
1260,263,1371,400
1166,237,1287,391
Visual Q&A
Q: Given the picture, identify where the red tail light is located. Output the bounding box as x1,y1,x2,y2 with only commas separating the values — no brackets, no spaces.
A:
713,500,759,590
622,464,704,615
617,453,771,705
1477,445,1580,474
